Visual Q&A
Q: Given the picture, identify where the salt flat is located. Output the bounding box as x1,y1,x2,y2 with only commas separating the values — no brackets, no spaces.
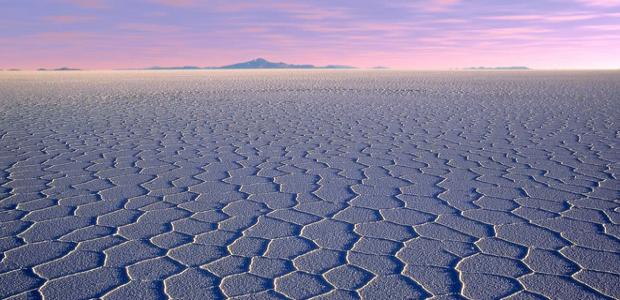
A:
0,70,618,299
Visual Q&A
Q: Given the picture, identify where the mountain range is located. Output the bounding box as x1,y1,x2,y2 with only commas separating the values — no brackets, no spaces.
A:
38,67,82,71
463,66,530,70
144,58,356,70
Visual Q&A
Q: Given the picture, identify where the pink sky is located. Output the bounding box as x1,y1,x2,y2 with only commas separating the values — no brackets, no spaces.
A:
1,0,619,69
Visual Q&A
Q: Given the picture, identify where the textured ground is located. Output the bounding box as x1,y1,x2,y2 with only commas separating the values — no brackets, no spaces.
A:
0,70,619,299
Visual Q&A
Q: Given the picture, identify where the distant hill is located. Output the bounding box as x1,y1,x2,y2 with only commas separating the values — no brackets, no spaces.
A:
141,58,356,70
321,65,356,69
464,66,530,70
144,66,201,70
38,67,81,71
219,58,314,69
217,58,356,69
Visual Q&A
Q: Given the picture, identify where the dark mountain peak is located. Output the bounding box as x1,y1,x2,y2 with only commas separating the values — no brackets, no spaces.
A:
140,58,356,70
220,58,309,69
219,58,356,69
37,67,81,71
464,66,530,70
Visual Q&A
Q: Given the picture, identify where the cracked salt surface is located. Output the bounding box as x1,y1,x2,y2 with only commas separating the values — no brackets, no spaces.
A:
0,70,618,299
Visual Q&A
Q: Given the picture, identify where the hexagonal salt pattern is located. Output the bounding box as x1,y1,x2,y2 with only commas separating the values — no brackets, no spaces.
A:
0,70,619,299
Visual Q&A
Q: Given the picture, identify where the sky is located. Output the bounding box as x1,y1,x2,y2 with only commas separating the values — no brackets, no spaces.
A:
1,0,620,70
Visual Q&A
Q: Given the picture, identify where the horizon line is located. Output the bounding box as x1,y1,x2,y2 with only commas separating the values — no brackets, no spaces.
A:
3,67,620,71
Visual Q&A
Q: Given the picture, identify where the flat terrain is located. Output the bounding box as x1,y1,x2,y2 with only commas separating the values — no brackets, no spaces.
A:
0,70,618,299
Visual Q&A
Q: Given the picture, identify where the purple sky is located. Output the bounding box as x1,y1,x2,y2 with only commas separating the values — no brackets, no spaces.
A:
1,0,619,69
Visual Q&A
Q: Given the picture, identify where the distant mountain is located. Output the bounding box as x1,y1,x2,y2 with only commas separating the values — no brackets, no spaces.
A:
464,66,530,70
38,67,81,71
145,66,201,70
219,58,314,69
141,58,356,70
322,65,356,69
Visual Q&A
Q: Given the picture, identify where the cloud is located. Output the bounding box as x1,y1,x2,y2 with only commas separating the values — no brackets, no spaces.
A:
426,0,461,11
43,15,97,24
5,0,620,70
479,27,552,35
263,2,351,20
484,13,600,22
408,0,462,12
211,2,262,12
581,24,620,30
62,0,107,9
117,23,181,33
576,0,620,6
149,0,196,7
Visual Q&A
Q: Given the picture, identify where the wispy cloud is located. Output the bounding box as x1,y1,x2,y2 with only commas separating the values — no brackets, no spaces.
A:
211,2,262,13
476,26,553,38
62,0,107,9
484,13,601,22
407,0,463,13
4,0,620,69
576,0,620,7
43,15,97,24
149,0,197,7
581,24,620,30
266,2,351,20
117,23,182,33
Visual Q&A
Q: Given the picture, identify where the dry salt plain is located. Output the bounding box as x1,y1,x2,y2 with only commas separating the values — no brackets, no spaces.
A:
0,70,619,300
